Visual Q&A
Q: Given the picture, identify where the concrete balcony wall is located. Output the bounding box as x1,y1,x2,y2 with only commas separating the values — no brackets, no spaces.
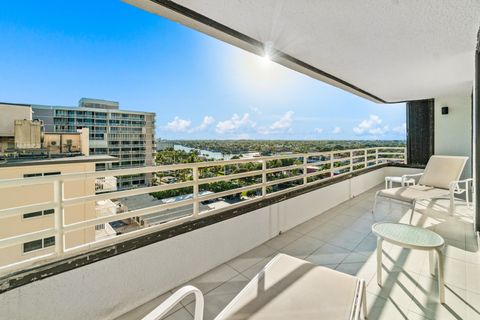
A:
0,165,422,320
434,93,473,179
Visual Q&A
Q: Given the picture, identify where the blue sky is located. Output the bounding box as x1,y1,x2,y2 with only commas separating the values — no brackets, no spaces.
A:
0,0,406,140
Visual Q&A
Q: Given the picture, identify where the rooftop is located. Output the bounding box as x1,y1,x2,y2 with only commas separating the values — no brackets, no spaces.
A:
0,154,117,167
31,101,156,116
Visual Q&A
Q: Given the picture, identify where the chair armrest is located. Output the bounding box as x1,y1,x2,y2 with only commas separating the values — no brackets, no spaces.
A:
401,173,423,184
449,178,473,193
142,286,204,320
455,178,473,184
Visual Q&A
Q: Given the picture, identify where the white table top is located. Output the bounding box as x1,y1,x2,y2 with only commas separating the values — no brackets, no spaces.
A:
385,176,415,183
372,223,444,249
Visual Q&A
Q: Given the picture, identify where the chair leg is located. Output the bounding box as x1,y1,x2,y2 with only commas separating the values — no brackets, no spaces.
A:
466,185,470,208
409,200,416,225
449,192,455,215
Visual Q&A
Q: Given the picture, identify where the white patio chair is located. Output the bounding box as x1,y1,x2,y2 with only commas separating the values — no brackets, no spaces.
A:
142,254,367,320
372,155,470,223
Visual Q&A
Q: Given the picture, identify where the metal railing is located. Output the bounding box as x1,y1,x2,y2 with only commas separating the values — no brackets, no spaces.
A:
0,147,405,274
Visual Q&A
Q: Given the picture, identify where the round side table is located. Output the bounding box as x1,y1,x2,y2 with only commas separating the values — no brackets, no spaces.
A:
372,222,445,303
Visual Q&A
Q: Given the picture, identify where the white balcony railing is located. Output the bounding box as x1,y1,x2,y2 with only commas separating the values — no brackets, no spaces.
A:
0,147,405,275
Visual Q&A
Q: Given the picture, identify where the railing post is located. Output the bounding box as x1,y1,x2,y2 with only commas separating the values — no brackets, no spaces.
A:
53,179,65,257
404,147,407,164
262,160,267,197
364,149,368,168
330,152,334,177
192,166,199,216
349,151,353,172
303,154,308,185
375,148,379,165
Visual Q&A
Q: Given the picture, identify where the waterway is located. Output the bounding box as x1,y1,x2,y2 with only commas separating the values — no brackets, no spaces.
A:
173,145,259,160
174,144,236,160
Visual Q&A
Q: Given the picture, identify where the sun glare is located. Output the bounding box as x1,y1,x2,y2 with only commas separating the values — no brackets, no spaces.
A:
261,53,271,65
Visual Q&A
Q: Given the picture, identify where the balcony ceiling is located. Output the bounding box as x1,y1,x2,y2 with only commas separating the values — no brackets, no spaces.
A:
126,0,480,103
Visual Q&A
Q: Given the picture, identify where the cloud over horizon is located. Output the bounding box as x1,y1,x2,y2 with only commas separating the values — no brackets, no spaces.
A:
216,113,255,134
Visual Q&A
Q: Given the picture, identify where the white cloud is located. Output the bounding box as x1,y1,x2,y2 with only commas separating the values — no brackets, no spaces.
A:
392,122,406,134
216,113,255,134
191,116,215,132
314,128,324,134
353,115,389,136
163,116,191,132
353,115,381,134
259,111,294,135
270,111,294,130
369,126,389,135
332,127,342,134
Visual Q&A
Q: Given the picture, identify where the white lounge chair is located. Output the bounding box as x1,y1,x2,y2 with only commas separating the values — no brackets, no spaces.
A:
143,254,367,320
372,155,470,223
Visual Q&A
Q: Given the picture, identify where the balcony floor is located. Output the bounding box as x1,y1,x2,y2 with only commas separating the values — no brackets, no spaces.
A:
116,184,479,320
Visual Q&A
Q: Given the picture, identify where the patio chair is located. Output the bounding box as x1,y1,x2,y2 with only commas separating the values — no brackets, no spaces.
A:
372,155,470,223
142,254,367,320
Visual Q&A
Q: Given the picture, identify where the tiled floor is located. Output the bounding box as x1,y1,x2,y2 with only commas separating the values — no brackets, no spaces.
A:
116,184,479,320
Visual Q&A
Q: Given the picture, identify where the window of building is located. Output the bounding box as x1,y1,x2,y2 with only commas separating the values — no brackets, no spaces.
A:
24,172,61,178
43,172,61,176
43,236,55,248
23,173,42,178
23,209,54,219
23,236,55,253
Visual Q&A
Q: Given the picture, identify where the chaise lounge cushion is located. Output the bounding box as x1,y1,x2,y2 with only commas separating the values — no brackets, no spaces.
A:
215,254,362,320
377,185,450,203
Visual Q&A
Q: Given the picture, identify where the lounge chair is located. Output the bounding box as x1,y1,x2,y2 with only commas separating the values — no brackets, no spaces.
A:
372,155,470,223
143,254,367,320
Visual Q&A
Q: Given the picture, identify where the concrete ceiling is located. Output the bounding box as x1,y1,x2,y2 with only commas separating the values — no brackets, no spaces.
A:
125,0,480,103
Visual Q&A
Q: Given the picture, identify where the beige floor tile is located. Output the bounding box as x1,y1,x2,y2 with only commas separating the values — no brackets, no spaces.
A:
165,308,194,320
354,232,378,254
367,270,418,311
335,262,365,276
263,229,303,250
326,228,368,251
115,291,182,320
465,290,480,320
306,243,350,266
466,262,480,293
240,255,276,279
278,235,324,259
291,219,322,234
185,274,249,320
409,275,468,319
305,222,343,241
175,264,239,306
226,244,276,273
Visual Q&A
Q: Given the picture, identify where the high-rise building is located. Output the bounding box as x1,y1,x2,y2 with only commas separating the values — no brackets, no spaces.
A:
0,103,116,267
32,98,156,190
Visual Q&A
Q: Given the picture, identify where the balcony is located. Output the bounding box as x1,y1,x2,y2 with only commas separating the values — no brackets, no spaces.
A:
1,1,479,319
117,188,477,320
0,146,477,320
